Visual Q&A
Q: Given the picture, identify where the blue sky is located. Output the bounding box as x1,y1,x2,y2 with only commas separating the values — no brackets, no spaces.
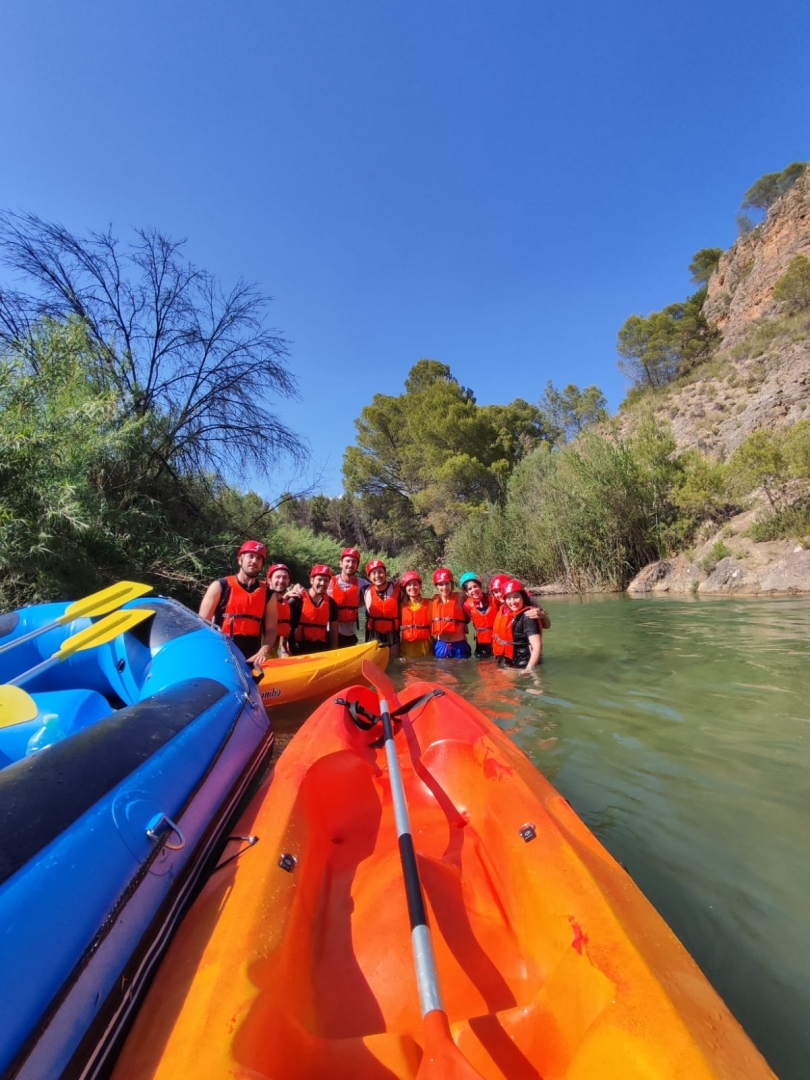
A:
2,1,808,499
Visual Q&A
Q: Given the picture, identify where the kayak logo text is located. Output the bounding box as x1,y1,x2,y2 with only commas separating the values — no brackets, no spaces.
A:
261,686,282,700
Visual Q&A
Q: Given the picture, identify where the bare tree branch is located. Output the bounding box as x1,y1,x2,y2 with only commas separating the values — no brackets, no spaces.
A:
0,211,305,483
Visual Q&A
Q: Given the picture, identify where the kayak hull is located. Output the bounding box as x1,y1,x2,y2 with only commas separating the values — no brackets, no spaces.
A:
112,680,776,1080
257,639,389,707
0,598,273,1079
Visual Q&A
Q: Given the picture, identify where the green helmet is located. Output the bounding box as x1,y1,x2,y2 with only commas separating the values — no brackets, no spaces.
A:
459,571,481,588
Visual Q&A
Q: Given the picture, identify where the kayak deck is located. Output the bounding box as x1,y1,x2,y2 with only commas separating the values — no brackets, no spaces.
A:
112,681,776,1080
257,640,389,707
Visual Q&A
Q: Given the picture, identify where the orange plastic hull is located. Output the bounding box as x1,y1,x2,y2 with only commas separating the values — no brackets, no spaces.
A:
256,639,389,707
112,681,776,1080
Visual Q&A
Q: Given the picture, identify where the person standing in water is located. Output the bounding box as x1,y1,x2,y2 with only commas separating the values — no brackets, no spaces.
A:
399,571,433,659
199,540,278,663
363,559,401,655
328,547,369,648
430,568,471,659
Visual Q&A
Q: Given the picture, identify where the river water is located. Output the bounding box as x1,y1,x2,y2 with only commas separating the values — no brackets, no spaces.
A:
274,595,810,1079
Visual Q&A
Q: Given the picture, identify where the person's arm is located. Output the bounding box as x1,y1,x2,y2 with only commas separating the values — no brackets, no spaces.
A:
198,580,223,624
247,591,278,664
522,630,543,673
328,598,340,650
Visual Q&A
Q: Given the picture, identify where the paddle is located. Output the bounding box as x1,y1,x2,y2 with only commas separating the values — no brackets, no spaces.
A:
0,581,153,658
361,660,485,1080
8,608,155,689
0,685,39,728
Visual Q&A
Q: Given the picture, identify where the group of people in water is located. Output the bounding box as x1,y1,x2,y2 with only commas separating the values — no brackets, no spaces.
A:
199,541,551,672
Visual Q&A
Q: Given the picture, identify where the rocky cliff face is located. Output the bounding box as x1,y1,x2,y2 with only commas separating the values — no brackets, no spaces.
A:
624,168,810,462
623,167,810,596
704,168,810,344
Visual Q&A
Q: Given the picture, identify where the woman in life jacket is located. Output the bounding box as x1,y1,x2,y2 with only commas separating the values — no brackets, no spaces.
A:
460,571,497,659
363,560,401,654
492,578,547,672
399,571,433,659
266,563,293,657
431,568,471,660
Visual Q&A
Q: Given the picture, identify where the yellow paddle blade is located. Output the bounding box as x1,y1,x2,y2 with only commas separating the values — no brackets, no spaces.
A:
62,581,153,623
0,686,39,728
55,608,155,661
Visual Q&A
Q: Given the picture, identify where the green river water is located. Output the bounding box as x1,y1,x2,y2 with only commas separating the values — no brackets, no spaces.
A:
274,595,810,1079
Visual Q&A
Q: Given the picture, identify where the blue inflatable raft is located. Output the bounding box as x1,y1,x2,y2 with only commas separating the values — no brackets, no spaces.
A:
0,596,273,1079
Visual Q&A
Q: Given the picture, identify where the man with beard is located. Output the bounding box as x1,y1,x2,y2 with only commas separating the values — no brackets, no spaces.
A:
199,540,278,663
328,546,369,647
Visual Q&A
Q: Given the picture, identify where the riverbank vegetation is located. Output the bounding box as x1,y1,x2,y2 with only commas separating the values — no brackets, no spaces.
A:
3,163,809,606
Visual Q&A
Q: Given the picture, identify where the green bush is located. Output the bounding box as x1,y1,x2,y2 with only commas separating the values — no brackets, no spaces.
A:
773,256,810,312
699,540,733,574
747,504,810,543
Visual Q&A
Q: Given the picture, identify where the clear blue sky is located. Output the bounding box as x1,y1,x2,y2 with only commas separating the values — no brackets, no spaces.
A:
2,1,808,499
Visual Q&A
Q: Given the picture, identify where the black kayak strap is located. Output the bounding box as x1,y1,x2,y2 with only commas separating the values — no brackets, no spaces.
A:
335,688,445,734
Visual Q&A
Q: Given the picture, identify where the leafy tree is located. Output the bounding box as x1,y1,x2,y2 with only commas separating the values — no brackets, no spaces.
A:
0,211,302,483
689,248,723,285
773,255,810,312
343,359,550,553
727,429,789,511
742,162,806,213
540,381,607,443
783,420,810,478
672,450,733,526
617,290,718,391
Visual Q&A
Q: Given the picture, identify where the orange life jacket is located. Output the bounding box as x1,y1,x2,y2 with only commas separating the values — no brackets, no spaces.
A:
491,604,513,659
329,576,360,624
465,596,497,645
219,577,268,639
493,603,540,664
295,591,330,644
431,592,467,638
400,600,431,642
365,584,401,634
273,594,291,639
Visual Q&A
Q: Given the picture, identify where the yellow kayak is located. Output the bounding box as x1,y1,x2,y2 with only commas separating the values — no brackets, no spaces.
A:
256,640,389,707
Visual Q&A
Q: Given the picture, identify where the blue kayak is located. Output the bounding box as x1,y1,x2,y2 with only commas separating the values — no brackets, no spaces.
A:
0,597,273,1079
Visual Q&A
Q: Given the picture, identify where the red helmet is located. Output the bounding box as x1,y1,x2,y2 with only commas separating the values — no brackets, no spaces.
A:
401,570,422,586
503,578,525,596
433,567,453,584
341,547,361,563
266,563,289,578
366,559,386,575
238,540,267,560
310,564,332,579
489,573,510,593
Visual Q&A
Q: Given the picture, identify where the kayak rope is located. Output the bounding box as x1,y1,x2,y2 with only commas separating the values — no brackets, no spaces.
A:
335,688,445,746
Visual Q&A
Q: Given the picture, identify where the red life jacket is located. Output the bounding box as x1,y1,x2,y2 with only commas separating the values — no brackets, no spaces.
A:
492,604,513,659
219,576,268,639
273,595,291,638
431,592,467,638
295,592,330,644
365,584,401,634
400,600,431,642
465,595,497,645
329,576,360,624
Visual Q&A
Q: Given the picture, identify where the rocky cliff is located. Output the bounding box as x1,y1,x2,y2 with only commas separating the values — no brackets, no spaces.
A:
624,166,810,596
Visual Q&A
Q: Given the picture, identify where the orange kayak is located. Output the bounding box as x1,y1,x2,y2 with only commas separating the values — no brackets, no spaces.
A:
112,679,776,1080
256,639,389,707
